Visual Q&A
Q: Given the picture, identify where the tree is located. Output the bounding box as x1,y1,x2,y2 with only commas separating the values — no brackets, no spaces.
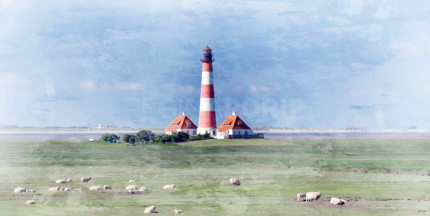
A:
123,134,132,143
152,132,189,143
129,136,136,144
190,132,211,141
99,133,120,143
175,132,189,142
136,130,154,142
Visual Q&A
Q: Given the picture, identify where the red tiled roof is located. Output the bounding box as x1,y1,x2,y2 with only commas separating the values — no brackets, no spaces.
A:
204,45,211,51
217,114,251,132
166,115,198,132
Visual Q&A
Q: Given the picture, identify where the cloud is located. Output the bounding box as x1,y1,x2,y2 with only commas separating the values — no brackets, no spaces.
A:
79,80,96,91
0,73,27,86
116,82,142,90
248,85,280,94
79,80,142,92
178,85,195,94
375,0,398,20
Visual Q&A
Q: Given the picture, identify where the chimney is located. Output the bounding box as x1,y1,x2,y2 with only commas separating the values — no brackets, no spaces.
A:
232,110,236,115
182,111,185,116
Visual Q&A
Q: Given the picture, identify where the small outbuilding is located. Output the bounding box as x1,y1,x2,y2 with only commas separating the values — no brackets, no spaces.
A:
216,111,255,139
165,112,198,136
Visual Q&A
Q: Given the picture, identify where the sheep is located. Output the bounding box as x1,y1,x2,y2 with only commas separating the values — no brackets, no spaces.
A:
139,186,149,192
89,186,101,191
144,206,157,214
297,193,306,202
49,186,60,192
126,185,138,191
60,187,71,191
305,192,321,202
103,185,112,190
174,209,183,214
81,176,92,182
14,187,26,193
229,178,240,186
56,179,66,184
26,200,36,205
65,178,72,183
73,188,82,191
330,197,346,205
26,189,36,193
129,179,136,182
163,184,176,189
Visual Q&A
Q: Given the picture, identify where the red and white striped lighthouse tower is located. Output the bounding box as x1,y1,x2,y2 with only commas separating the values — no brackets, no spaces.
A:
198,45,216,136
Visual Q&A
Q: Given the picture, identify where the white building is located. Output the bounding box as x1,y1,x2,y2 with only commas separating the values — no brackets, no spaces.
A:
165,112,198,136
216,111,255,139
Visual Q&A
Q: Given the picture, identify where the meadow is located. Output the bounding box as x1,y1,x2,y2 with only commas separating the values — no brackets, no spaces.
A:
0,136,429,215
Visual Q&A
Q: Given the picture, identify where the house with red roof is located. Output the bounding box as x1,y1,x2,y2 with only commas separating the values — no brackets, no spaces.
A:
165,112,198,136
216,111,255,139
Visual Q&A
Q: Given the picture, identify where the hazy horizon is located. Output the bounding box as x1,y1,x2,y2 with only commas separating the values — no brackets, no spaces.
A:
1,0,430,130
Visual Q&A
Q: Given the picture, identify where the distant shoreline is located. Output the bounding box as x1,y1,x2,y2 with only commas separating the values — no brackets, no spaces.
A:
0,128,429,134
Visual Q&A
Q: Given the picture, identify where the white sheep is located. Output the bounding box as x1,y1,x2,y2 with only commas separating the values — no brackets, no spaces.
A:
65,178,72,183
56,179,66,184
297,193,306,202
26,200,36,205
81,176,92,182
26,189,36,193
229,178,240,186
174,209,183,214
49,186,60,192
60,187,71,191
139,186,149,192
144,206,157,214
305,192,321,202
330,197,346,205
14,187,26,193
129,179,136,182
163,184,176,189
89,186,101,191
125,185,138,191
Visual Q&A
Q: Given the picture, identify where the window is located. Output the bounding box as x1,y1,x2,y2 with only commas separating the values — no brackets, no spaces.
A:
188,124,192,128
238,131,241,135
213,131,216,135
193,130,196,135
245,131,248,135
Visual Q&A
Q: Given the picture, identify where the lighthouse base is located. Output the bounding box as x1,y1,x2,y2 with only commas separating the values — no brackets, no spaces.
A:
197,128,217,138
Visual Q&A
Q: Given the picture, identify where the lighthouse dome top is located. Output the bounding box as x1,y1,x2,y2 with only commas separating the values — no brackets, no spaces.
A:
203,45,211,51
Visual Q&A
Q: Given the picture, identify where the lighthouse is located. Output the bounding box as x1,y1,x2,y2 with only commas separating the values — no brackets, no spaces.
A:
198,45,217,137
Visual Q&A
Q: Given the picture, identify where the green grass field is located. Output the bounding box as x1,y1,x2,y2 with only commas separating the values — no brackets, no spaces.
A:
1,137,429,215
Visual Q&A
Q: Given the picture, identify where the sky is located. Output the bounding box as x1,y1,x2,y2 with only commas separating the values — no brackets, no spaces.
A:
1,0,430,129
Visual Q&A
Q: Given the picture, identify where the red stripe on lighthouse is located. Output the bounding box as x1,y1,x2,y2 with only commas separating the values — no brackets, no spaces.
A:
202,62,213,72
200,85,215,98
199,111,216,128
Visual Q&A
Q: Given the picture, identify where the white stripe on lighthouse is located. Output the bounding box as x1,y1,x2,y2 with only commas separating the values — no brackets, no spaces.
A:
199,98,215,111
201,72,213,85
